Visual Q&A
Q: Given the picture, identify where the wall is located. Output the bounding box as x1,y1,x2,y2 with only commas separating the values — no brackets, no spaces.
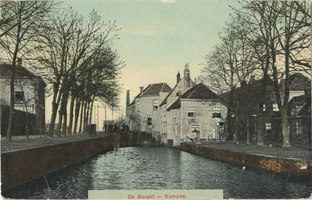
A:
180,100,227,141
1,135,114,190
179,143,311,181
135,95,161,137
1,105,37,136
1,131,157,191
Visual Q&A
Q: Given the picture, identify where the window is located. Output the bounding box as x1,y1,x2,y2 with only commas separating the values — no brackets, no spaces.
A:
153,99,158,110
188,107,196,117
273,104,279,112
191,125,199,132
15,91,24,104
266,123,272,134
255,123,258,133
163,122,167,134
176,90,182,97
136,100,140,112
147,115,152,126
212,107,221,118
262,104,266,111
296,120,303,135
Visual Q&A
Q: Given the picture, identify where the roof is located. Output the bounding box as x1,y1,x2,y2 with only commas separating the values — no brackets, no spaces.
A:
297,100,311,116
289,94,311,116
138,83,171,97
0,64,37,78
220,76,274,102
127,83,172,107
0,64,46,87
167,83,219,111
280,73,311,91
159,77,196,107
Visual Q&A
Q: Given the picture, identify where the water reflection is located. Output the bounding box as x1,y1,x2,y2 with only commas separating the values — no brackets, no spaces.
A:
2,146,311,199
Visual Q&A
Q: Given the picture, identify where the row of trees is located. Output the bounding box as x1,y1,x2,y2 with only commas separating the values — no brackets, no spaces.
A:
1,1,124,140
201,1,311,147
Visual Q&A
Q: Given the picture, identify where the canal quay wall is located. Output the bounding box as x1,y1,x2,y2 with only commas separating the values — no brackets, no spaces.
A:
1,131,155,191
178,143,311,181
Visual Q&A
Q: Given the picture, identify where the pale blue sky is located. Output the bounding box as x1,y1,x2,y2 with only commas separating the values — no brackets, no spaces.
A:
47,0,240,125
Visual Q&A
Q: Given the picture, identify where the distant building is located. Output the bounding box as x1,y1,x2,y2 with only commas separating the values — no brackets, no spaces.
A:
126,82,172,139
0,61,46,136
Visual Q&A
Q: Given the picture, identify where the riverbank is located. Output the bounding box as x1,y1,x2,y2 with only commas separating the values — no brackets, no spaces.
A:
177,141,311,181
2,133,311,191
1,131,157,190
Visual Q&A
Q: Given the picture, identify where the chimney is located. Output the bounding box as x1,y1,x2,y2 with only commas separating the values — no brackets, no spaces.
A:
126,90,130,107
17,58,22,67
184,63,190,81
177,71,180,83
140,86,144,94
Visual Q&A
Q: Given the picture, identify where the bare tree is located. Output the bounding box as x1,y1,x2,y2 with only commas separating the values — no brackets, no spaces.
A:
0,1,57,140
35,7,120,136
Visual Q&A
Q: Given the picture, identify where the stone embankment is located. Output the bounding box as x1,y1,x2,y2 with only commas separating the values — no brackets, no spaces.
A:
1,131,156,191
178,142,311,181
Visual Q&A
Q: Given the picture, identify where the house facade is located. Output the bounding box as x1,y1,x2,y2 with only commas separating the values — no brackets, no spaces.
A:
126,83,172,139
164,83,227,146
159,64,227,146
0,61,46,136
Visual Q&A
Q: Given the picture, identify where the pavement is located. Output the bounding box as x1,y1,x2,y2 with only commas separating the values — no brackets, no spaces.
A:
194,141,312,163
1,133,109,154
1,134,311,163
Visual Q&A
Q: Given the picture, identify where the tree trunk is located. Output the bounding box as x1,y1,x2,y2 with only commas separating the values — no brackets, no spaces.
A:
89,97,95,124
57,107,63,137
48,80,61,137
61,93,69,136
257,107,264,146
281,106,291,147
246,105,250,145
83,102,90,133
73,98,81,135
78,100,85,135
67,95,75,136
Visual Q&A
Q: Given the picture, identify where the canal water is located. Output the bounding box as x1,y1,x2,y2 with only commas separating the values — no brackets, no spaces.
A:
3,146,311,199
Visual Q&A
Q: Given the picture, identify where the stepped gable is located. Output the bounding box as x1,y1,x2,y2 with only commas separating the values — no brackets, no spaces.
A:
167,83,218,111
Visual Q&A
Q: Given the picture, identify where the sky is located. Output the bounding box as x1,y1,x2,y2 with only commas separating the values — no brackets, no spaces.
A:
46,0,241,129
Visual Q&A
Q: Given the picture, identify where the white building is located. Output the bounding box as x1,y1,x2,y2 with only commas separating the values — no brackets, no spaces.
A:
159,64,227,146
126,83,172,139
165,83,227,146
0,61,46,136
